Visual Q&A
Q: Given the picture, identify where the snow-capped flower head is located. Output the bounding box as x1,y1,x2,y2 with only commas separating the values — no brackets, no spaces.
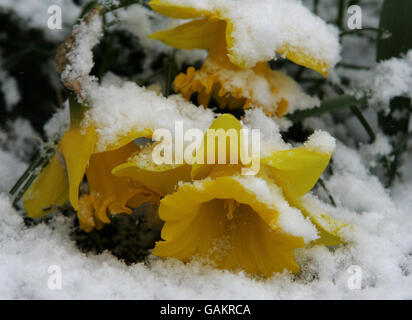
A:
22,99,189,232
149,0,340,115
130,114,347,277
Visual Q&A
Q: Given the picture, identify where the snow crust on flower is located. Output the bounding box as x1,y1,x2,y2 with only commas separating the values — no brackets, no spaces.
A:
234,175,319,244
371,50,412,106
241,109,291,156
304,130,336,154
159,0,341,69
61,14,103,84
43,102,70,142
201,59,320,114
82,75,215,151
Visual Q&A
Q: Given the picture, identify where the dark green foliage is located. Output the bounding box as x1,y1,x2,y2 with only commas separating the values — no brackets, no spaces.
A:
0,9,62,135
376,0,412,186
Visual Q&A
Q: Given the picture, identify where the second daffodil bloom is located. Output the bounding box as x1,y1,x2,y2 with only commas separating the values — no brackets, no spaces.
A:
149,0,340,116
22,98,188,231
150,114,346,277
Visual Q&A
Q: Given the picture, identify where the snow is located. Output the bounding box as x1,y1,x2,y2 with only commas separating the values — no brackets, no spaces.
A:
304,130,336,154
371,50,412,108
0,75,20,112
0,118,38,161
0,151,26,193
114,4,157,50
157,0,341,70
197,59,320,115
0,54,20,112
0,0,81,41
235,175,319,244
1,137,412,298
0,0,411,300
242,109,291,155
43,102,71,142
61,14,103,86
82,75,215,151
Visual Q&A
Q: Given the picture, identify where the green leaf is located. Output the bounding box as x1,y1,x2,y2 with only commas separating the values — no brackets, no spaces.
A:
287,94,366,122
69,95,89,126
377,0,412,62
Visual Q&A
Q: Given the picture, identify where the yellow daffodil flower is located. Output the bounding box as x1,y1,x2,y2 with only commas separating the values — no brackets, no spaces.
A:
112,142,192,198
23,99,156,231
149,0,333,116
152,114,346,277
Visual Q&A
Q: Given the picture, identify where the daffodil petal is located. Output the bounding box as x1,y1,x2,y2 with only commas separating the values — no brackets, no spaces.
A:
149,0,206,19
192,113,242,179
149,18,220,50
22,155,68,218
158,177,278,240
112,162,191,196
60,125,97,210
262,148,332,197
102,128,153,152
278,44,330,77
154,176,304,276
85,142,140,221
297,196,347,246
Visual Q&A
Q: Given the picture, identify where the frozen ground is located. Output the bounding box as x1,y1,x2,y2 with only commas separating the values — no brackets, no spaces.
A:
0,0,411,299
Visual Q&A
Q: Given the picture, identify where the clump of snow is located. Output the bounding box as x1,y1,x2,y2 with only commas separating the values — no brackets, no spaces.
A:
114,4,156,49
43,102,70,142
242,109,291,155
0,118,38,160
235,176,319,244
61,14,103,85
0,54,20,112
0,74,20,112
154,0,341,69
82,75,215,151
304,130,336,154
197,59,320,115
359,133,392,168
327,143,395,214
371,50,412,107
0,151,26,193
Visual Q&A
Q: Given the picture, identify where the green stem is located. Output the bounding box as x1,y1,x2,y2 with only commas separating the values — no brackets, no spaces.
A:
287,94,366,122
10,147,55,207
337,0,345,29
165,50,176,97
340,27,380,37
9,153,43,195
318,178,337,207
313,0,319,14
337,62,371,70
350,106,376,142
